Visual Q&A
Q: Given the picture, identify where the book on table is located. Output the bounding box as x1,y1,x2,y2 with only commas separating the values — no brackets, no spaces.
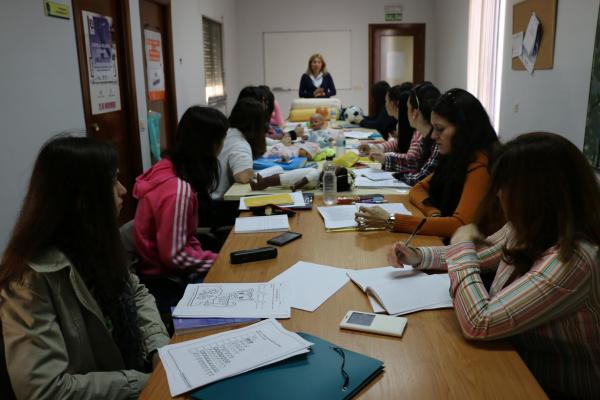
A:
170,307,259,335
347,266,453,315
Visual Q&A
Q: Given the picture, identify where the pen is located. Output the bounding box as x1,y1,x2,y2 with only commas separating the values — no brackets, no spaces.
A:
404,218,426,246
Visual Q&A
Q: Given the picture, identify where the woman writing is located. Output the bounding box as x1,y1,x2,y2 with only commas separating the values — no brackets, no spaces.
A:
0,136,169,399
361,82,441,186
298,53,336,98
356,88,501,238
133,106,229,280
389,132,600,399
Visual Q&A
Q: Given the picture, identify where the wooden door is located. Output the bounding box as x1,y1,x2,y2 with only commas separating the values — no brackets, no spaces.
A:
369,24,425,115
140,0,177,157
72,0,142,223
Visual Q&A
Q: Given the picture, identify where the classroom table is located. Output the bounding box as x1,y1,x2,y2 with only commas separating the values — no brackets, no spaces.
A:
139,195,548,400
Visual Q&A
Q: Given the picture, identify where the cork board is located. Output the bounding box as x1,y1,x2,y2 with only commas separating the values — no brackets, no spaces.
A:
512,0,557,70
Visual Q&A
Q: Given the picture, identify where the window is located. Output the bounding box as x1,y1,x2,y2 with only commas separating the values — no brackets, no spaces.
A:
467,0,506,130
203,16,226,106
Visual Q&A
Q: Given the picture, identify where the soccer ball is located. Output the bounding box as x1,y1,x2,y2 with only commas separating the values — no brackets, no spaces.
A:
343,105,363,124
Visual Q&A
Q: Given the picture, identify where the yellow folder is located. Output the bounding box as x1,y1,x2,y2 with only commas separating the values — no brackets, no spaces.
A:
244,193,293,208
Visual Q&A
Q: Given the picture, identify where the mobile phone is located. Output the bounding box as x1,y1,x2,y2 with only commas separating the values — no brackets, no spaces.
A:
340,311,407,337
266,231,302,246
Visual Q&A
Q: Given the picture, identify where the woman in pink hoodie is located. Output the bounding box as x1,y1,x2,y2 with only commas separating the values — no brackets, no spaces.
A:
133,106,229,280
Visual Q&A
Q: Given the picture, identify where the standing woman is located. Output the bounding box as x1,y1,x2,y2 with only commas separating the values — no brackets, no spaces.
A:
389,132,600,399
212,97,268,200
0,136,169,399
356,88,501,238
298,53,337,98
133,106,229,279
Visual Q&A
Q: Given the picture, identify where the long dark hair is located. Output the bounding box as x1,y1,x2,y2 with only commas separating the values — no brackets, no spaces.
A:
0,135,145,370
167,106,229,202
371,81,391,117
428,89,499,216
408,82,441,167
238,86,271,130
229,98,267,158
491,132,600,274
258,85,275,118
387,85,414,153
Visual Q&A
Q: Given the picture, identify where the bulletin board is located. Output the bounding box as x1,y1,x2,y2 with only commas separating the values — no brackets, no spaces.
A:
512,0,557,70
263,30,351,91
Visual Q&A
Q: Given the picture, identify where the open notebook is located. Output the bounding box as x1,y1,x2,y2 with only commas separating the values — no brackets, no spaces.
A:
317,203,411,230
347,267,453,315
234,215,290,233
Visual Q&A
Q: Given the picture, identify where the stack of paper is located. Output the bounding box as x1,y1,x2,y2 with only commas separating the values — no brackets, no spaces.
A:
347,266,453,315
172,282,291,319
318,203,411,230
239,191,306,210
160,319,313,396
354,175,410,189
234,215,290,233
270,261,350,312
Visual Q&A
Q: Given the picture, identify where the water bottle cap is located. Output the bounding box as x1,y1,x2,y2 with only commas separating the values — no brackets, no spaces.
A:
326,155,334,161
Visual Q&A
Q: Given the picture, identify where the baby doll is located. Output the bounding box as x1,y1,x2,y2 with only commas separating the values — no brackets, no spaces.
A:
265,136,320,162
304,113,337,148
250,167,321,191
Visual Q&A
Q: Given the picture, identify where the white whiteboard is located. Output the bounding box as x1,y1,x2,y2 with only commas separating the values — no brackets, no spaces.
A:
263,30,351,91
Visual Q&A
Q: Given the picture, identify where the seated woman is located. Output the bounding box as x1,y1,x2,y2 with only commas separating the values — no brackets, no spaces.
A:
389,132,600,399
356,88,501,238
133,106,229,280
298,53,336,98
360,82,441,186
0,135,169,399
355,80,398,139
212,97,267,200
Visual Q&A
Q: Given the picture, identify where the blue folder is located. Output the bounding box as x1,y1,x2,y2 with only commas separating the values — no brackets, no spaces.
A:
191,332,384,400
253,156,307,171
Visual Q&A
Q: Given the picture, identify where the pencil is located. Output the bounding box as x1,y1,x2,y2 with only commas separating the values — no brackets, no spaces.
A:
404,218,426,246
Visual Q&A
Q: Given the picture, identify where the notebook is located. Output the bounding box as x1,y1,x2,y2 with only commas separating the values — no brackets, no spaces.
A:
234,215,290,233
191,332,384,400
318,203,411,230
243,193,294,208
170,308,259,335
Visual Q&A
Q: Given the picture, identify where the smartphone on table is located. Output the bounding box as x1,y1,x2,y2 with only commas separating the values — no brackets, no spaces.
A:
267,231,302,246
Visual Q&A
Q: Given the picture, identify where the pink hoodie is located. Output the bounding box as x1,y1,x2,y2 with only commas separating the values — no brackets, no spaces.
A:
133,158,216,276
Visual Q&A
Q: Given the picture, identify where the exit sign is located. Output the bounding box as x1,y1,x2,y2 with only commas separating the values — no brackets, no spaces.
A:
385,5,403,21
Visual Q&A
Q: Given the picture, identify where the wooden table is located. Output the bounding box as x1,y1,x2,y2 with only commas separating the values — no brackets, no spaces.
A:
140,195,547,399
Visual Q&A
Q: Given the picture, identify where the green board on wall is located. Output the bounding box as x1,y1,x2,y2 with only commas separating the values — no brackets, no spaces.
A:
584,5,600,168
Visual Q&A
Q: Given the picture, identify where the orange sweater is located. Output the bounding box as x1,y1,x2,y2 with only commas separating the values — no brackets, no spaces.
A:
393,152,491,238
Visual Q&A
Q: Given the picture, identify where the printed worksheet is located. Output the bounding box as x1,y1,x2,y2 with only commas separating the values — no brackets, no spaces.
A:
172,282,291,319
160,319,313,396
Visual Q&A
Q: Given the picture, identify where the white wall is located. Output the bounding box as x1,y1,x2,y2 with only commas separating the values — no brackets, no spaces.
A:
171,0,238,118
433,0,469,92
0,0,86,251
497,0,600,147
234,0,438,115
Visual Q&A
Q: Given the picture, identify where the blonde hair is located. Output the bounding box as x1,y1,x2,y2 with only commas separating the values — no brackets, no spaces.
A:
306,53,328,76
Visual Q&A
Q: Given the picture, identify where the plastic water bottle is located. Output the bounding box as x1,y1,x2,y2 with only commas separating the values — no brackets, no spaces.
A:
322,156,337,205
335,131,345,158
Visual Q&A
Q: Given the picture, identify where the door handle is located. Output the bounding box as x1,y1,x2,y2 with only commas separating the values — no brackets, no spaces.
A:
90,123,100,132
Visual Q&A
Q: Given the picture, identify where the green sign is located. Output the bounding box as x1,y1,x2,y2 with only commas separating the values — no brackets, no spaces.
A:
44,1,70,20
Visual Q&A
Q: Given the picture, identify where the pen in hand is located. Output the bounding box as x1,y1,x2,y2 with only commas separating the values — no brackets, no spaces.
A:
403,218,426,246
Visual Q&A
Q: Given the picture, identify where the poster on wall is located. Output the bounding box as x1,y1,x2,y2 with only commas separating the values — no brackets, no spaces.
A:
82,10,121,115
144,29,166,101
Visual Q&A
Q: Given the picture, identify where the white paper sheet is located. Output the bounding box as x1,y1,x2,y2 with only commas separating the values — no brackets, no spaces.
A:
234,215,290,233
172,282,291,318
523,12,540,55
347,266,419,291
270,261,350,312
344,130,373,140
239,191,305,210
354,175,410,189
512,31,523,58
159,319,313,396
362,170,395,181
318,203,411,230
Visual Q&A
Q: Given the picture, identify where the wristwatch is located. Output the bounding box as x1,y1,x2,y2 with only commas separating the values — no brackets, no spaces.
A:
386,214,396,231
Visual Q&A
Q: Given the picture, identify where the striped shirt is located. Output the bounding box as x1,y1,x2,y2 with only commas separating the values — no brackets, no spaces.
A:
382,130,422,173
418,224,600,398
